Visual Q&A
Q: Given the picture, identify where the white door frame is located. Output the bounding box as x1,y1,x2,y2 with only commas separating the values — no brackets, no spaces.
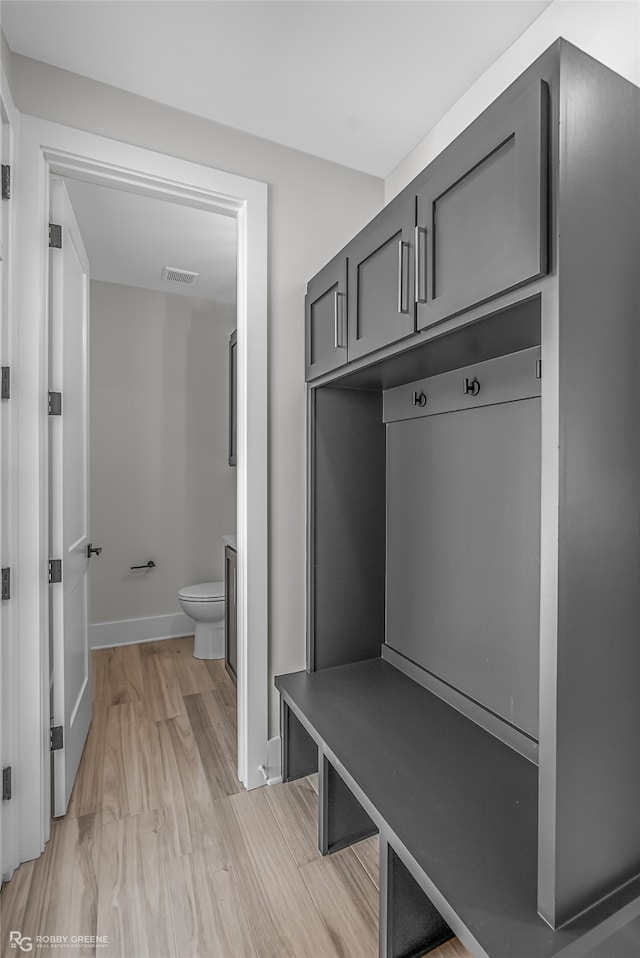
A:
16,115,269,863
0,69,19,882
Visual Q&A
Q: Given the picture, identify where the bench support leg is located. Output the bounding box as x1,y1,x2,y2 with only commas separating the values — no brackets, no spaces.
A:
280,699,318,783
319,753,378,855
380,839,454,958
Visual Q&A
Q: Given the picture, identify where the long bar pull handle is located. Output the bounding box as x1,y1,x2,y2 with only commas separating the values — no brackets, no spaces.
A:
233,566,237,605
415,226,428,304
397,241,410,314
334,290,345,348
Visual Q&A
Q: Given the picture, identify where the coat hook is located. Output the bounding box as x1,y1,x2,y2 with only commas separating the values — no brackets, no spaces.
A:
463,377,480,397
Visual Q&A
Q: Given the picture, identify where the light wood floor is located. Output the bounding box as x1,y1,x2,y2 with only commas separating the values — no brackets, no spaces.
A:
1,637,472,958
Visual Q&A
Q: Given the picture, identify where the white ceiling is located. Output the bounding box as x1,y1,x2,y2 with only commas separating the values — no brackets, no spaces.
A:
64,177,237,302
2,0,553,178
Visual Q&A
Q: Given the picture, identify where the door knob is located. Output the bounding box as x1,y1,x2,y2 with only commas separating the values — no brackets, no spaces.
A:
87,543,102,558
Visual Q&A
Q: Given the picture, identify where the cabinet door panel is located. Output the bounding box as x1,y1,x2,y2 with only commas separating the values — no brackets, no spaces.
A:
348,197,415,361
417,79,548,329
305,258,347,380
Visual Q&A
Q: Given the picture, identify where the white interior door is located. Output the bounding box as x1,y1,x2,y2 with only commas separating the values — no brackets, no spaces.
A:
49,177,92,818
0,98,8,885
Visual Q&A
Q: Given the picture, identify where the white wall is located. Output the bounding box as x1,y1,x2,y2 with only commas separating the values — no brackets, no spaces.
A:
4,49,384,731
386,0,640,200
90,280,236,631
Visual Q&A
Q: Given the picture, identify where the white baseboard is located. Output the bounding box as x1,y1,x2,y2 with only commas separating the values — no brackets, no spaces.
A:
90,612,193,650
266,735,282,785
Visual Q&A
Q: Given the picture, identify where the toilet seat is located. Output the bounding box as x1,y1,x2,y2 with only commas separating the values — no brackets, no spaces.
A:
178,581,224,602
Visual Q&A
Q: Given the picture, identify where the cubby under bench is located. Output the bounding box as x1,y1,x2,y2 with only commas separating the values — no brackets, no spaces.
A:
276,659,640,958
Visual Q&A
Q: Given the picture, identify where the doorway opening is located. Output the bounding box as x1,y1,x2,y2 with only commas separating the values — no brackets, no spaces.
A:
14,116,269,867
49,170,241,816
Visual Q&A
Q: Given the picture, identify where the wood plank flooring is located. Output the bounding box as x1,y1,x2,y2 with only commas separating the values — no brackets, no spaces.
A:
0,637,472,958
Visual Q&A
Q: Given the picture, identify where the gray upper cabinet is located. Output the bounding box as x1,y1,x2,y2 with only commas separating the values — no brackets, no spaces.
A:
416,79,548,330
305,257,348,380
347,195,415,362
304,77,548,380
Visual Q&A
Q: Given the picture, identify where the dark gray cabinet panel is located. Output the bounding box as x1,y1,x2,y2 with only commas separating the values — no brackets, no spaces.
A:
319,753,377,856
537,45,640,930
224,545,237,684
309,387,386,671
386,395,541,739
380,841,453,958
305,257,348,380
416,79,548,329
347,195,415,361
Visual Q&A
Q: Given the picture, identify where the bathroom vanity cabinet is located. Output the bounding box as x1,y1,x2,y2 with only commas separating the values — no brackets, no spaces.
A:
224,544,237,684
278,39,640,958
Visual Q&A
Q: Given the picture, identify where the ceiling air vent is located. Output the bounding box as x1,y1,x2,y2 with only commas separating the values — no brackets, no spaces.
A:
161,266,199,286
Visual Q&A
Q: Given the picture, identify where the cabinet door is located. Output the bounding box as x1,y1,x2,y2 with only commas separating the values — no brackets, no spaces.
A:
416,80,548,330
348,196,415,362
225,546,237,684
305,258,347,381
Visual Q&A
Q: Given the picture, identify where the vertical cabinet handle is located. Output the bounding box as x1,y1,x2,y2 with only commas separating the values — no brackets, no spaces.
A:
334,290,345,349
397,241,410,314
415,226,428,304
233,566,237,605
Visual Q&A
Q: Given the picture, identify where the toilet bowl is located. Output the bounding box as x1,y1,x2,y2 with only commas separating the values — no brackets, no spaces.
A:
178,581,225,659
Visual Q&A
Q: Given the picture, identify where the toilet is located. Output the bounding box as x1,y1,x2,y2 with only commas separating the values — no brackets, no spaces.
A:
178,581,225,659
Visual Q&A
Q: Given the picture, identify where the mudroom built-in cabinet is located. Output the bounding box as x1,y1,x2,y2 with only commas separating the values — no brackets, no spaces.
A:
279,38,640,958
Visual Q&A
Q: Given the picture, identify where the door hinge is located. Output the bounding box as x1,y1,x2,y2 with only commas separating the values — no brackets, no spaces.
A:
1,366,10,400
48,391,62,416
50,726,64,751
1,165,10,201
49,223,62,249
2,766,11,801
1,567,10,601
48,558,62,584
